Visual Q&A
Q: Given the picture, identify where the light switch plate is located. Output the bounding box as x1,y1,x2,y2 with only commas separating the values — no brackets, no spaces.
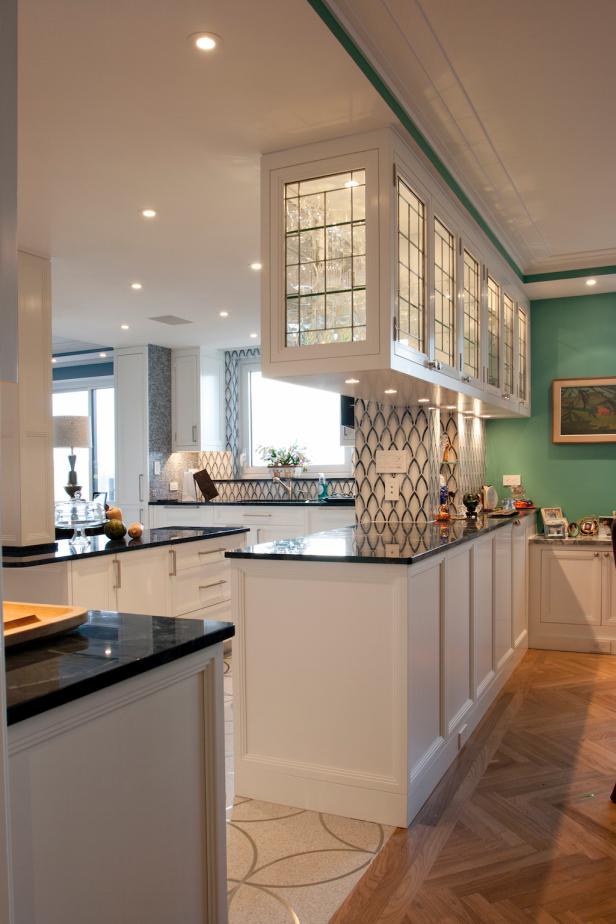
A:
502,474,521,486
169,481,179,492
153,461,161,476
384,474,400,501
375,449,410,474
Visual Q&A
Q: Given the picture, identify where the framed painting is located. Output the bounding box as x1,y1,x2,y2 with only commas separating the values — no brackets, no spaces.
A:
553,377,616,443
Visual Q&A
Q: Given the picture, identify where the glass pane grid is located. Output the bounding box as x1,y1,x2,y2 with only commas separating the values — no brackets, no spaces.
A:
487,275,500,387
396,177,425,352
434,218,455,366
285,170,367,347
503,294,514,392
463,250,480,378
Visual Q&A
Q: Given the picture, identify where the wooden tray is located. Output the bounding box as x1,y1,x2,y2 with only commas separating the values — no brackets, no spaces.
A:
487,508,518,518
3,601,88,647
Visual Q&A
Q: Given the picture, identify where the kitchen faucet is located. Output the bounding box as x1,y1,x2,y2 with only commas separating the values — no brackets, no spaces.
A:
272,475,293,500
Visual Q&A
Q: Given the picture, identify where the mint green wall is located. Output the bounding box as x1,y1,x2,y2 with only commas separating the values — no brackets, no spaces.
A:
486,292,616,522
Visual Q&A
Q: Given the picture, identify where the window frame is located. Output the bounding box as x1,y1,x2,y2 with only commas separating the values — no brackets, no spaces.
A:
52,376,115,499
238,359,353,477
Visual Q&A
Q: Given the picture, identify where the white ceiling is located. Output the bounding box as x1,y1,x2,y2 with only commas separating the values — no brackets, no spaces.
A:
19,0,391,351
329,0,616,281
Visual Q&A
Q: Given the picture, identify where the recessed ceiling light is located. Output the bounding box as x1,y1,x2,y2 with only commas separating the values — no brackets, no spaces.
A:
345,378,360,384
121,324,130,330
344,179,360,188
417,398,429,404
481,414,492,419
130,282,143,290
250,262,262,271
51,357,57,363
219,311,229,318
446,405,456,410
384,388,397,395
99,352,107,358
586,278,597,287
190,32,221,51
141,209,157,219
428,406,439,411
249,332,258,339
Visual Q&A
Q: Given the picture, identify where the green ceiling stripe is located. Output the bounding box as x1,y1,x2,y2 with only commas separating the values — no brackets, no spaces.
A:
525,264,616,283
305,0,525,280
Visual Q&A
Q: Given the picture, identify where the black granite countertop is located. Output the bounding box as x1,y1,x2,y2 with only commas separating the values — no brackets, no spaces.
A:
5,610,234,725
149,498,355,507
2,526,248,568
225,511,537,566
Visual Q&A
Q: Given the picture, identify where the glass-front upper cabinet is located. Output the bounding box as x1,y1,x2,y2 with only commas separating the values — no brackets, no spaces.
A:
433,216,456,370
516,304,530,407
502,292,515,398
486,274,501,390
395,174,426,357
461,247,481,384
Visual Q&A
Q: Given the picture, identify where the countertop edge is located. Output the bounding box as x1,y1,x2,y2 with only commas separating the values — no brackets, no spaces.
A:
6,617,235,726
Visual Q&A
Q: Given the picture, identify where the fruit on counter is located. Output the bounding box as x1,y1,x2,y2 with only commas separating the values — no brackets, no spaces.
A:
127,522,143,539
106,506,123,520
104,518,127,540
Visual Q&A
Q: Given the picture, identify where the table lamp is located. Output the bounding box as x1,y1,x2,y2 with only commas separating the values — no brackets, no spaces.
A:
53,415,92,498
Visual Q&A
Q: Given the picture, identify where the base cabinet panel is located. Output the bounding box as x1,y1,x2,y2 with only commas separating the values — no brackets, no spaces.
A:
494,525,513,668
540,549,602,626
473,534,494,695
408,562,442,776
443,548,472,733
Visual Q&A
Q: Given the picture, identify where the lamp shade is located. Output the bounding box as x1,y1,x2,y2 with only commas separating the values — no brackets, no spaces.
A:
53,415,91,449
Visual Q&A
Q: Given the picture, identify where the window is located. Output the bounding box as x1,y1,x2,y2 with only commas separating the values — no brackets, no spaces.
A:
284,169,366,346
53,383,115,502
240,364,351,473
396,176,425,352
433,217,455,367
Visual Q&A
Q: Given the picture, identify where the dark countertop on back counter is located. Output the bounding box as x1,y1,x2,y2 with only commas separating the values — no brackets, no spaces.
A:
149,498,355,507
225,510,537,566
5,610,234,725
2,526,248,568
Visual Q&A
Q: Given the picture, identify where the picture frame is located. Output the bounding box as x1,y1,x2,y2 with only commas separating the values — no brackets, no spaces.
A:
541,506,564,525
553,376,616,443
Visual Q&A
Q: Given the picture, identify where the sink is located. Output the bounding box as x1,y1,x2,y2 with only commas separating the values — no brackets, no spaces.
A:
3,601,88,647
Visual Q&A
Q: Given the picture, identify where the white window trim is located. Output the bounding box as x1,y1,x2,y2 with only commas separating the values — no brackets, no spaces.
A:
238,359,353,478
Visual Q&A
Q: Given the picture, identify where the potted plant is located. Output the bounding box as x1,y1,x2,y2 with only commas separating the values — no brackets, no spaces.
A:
258,443,309,478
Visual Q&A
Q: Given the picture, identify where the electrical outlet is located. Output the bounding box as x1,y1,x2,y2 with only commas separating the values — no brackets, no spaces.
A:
384,474,400,501
375,449,410,474
502,474,521,486
385,543,400,558
169,481,179,492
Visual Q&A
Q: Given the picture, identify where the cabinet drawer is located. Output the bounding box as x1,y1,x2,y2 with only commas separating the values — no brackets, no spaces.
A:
173,561,230,615
154,506,215,528
173,536,241,572
177,598,234,624
212,505,306,528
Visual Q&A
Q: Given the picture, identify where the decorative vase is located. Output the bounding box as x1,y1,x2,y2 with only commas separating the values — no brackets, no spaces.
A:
269,465,299,479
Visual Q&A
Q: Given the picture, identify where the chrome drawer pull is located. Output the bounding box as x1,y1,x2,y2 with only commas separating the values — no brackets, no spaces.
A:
241,513,272,518
199,579,227,590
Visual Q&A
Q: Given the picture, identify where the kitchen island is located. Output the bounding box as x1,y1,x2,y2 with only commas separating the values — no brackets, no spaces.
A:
6,610,233,924
226,513,536,827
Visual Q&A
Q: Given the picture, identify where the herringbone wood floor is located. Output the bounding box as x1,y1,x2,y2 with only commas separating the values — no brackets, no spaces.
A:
331,650,616,923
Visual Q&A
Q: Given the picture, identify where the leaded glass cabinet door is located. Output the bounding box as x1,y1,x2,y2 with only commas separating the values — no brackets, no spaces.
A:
265,148,380,364
485,273,501,392
516,304,530,408
460,247,481,385
502,292,515,399
432,215,457,372
394,172,428,362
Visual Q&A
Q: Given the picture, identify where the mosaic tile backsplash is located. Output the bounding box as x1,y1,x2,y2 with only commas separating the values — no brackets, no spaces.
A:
353,399,485,527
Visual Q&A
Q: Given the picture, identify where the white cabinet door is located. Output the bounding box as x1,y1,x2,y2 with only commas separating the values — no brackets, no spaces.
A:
511,518,528,647
602,551,616,626
172,351,199,451
443,546,472,735
473,533,494,696
540,549,603,626
115,548,172,617
307,507,355,532
493,524,513,669
407,559,443,777
115,348,148,510
70,556,116,611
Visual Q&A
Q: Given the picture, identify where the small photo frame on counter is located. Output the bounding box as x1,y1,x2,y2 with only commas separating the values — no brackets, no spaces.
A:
541,506,568,538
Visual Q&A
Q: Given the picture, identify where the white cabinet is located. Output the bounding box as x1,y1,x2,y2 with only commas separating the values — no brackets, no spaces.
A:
172,348,225,452
443,546,472,734
511,515,534,647
150,502,355,538
261,128,530,418
115,347,149,527
70,555,115,611
115,548,171,617
530,544,616,653
493,523,513,669
473,532,494,697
